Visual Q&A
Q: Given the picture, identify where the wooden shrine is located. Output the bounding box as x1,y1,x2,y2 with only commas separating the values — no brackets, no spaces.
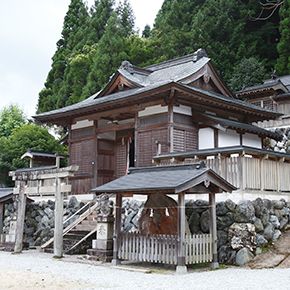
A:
34,49,283,197
91,162,236,273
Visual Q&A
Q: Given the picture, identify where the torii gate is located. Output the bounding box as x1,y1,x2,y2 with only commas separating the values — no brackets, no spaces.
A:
9,165,78,257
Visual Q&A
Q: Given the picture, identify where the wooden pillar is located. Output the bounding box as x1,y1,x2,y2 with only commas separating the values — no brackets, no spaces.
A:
209,193,219,269
54,176,63,258
134,111,139,167
0,203,4,244
0,203,5,237
111,193,122,265
176,191,187,274
168,103,174,153
14,181,27,253
55,153,60,168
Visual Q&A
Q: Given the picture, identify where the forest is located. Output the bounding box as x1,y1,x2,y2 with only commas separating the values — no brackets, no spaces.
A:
36,0,290,114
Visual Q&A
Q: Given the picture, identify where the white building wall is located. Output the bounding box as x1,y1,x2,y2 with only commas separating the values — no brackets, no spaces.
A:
199,128,214,149
218,129,240,147
71,119,94,130
242,133,262,148
173,105,192,116
138,105,168,117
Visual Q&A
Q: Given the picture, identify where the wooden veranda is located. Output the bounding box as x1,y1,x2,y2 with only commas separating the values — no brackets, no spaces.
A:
92,162,236,273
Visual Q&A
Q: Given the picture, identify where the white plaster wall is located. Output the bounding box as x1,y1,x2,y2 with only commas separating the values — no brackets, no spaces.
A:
138,105,168,117
173,105,192,116
218,129,240,147
71,119,94,130
199,128,214,149
242,133,262,148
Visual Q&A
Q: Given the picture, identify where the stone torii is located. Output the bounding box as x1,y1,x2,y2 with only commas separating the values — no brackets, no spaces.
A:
9,165,78,257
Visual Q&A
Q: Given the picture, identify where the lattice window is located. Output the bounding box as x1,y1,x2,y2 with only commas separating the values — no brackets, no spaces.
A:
250,99,274,111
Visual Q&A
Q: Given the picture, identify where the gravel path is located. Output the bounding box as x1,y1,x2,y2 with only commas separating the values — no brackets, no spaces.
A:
0,249,290,290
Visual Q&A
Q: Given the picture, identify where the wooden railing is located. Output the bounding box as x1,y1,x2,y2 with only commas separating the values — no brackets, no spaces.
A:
153,146,290,193
205,155,290,192
118,233,213,265
185,234,212,264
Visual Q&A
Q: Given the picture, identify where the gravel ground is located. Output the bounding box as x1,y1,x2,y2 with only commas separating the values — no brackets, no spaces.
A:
0,249,290,290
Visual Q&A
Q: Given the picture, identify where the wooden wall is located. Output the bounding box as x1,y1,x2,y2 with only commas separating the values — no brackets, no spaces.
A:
68,105,199,194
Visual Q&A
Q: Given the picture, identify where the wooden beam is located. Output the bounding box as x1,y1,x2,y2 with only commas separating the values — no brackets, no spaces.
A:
95,122,135,134
54,176,63,258
9,166,79,181
209,193,219,269
112,193,122,265
176,191,187,273
0,203,4,235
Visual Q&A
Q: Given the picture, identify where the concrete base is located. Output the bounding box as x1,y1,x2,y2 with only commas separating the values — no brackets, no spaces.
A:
111,259,121,266
210,262,219,269
87,248,113,262
5,234,15,243
175,265,188,274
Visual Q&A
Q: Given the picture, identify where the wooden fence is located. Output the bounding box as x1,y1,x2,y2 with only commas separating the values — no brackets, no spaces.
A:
118,233,213,265
205,155,290,192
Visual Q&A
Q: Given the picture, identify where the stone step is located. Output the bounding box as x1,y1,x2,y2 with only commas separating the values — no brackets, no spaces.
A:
65,231,89,239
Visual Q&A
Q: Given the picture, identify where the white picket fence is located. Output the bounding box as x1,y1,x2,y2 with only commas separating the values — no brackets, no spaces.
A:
185,234,212,264
118,233,213,265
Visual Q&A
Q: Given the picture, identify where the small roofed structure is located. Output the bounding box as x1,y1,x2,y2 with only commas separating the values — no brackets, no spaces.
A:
21,149,67,168
92,162,236,273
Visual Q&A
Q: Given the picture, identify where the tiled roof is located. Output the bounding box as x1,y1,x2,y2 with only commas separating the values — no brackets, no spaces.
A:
152,145,290,161
179,83,282,116
91,162,236,194
147,57,210,84
34,81,281,120
235,80,284,94
207,115,283,140
0,188,13,200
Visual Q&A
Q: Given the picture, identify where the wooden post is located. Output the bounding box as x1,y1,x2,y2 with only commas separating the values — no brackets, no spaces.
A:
0,203,4,235
176,191,187,274
14,181,27,253
111,193,122,265
209,193,219,269
54,176,63,258
55,153,60,168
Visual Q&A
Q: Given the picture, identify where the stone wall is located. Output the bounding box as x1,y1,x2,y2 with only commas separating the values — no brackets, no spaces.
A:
122,197,290,266
3,196,290,266
3,196,85,246
265,127,290,153
186,198,290,265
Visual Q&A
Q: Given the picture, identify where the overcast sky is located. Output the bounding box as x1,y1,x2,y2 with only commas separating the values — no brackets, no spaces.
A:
0,0,163,119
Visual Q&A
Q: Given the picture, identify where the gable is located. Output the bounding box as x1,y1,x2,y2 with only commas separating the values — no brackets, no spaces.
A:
97,71,143,98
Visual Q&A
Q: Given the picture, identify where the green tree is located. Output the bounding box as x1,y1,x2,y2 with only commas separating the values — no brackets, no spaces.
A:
37,0,89,113
81,11,129,98
142,24,151,38
229,57,267,93
124,34,154,67
86,0,115,45
276,0,290,75
0,124,65,187
0,104,26,138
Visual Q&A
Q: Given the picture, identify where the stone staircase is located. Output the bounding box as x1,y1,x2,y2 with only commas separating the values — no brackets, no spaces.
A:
41,199,99,254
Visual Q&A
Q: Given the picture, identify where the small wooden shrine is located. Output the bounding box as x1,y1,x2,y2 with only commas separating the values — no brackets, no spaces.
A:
92,162,236,273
